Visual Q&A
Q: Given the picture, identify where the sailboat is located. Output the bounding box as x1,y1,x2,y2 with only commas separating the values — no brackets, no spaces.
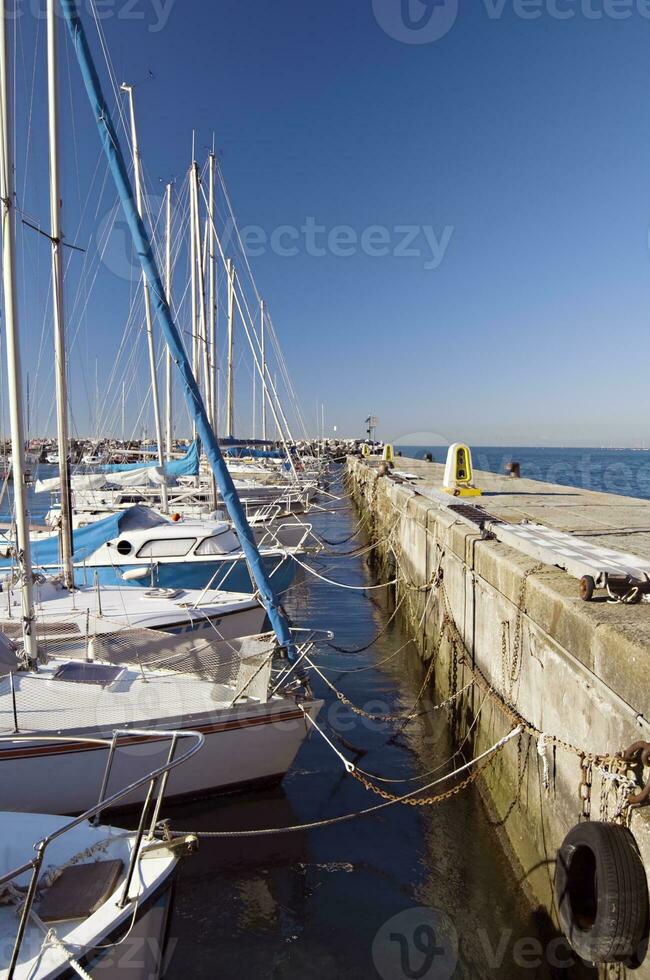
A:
0,0,322,814
0,504,311,594
0,726,201,979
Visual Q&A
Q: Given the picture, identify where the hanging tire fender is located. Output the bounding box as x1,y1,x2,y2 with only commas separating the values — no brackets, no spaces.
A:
555,821,649,964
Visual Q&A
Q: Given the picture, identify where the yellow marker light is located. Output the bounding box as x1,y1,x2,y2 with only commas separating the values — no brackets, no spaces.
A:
441,442,482,497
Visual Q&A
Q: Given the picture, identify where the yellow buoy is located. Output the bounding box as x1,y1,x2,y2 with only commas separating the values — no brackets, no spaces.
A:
441,443,481,497
383,444,394,463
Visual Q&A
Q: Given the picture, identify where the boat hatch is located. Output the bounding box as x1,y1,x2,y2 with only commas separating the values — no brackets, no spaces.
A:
52,662,125,686
38,859,124,922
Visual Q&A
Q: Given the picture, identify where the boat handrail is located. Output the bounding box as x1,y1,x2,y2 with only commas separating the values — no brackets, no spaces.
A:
0,727,204,978
255,521,315,552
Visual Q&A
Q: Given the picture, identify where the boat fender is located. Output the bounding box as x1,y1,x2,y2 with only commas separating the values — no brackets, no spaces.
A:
122,567,149,581
555,821,649,964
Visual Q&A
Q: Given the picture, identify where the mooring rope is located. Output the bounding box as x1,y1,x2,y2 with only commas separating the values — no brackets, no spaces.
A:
168,727,521,838
289,553,399,591
355,686,490,784
324,593,407,654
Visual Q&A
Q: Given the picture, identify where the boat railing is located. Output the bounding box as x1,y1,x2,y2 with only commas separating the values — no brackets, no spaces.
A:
0,726,204,978
255,521,315,552
270,627,334,694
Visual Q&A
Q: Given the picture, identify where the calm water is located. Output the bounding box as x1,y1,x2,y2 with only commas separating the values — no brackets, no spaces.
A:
398,446,650,501
161,471,588,980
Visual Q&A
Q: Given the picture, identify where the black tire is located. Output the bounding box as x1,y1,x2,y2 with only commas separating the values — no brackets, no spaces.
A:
555,821,649,964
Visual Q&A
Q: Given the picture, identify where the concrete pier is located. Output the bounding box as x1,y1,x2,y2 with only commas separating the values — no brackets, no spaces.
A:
348,454,650,977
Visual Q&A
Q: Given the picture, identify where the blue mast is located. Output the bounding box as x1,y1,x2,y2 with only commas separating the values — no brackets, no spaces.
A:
58,0,294,655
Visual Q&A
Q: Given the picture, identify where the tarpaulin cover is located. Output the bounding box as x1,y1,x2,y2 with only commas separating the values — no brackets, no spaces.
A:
100,439,200,476
0,506,166,568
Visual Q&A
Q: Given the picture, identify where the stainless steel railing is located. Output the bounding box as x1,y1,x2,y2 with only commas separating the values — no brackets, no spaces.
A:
0,727,204,978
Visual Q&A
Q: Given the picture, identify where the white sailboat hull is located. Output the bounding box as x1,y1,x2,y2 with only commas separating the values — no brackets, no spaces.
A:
0,699,321,815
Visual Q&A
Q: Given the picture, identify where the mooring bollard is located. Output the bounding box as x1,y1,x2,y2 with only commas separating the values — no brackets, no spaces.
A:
506,461,521,478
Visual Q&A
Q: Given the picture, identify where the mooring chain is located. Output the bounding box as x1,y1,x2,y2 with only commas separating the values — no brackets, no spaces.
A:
500,562,544,702
310,653,439,724
349,764,483,806
347,726,522,806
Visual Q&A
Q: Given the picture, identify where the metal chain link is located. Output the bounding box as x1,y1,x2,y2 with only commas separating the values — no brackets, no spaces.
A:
349,762,485,806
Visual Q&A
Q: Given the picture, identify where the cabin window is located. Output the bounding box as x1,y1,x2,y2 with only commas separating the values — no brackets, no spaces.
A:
194,530,234,556
136,538,196,558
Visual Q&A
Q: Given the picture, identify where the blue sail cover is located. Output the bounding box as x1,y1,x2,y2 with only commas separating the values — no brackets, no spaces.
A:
0,507,165,569
60,0,295,656
100,439,200,476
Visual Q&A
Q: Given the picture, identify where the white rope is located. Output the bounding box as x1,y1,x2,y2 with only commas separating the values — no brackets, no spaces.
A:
537,732,550,795
289,553,398,591
299,705,355,773
169,726,522,838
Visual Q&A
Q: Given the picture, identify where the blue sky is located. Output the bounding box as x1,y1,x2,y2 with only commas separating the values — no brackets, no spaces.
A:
6,0,650,445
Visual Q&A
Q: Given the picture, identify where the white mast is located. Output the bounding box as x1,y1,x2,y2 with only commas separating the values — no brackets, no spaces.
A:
0,0,38,660
120,83,168,513
260,298,267,442
208,150,217,435
189,157,198,443
164,180,173,459
226,257,235,439
191,166,209,421
47,0,74,590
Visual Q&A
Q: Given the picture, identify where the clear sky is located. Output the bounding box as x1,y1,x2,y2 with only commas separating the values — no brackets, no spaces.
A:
5,0,650,446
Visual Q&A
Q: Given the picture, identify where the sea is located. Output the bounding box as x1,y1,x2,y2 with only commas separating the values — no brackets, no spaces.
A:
397,446,650,501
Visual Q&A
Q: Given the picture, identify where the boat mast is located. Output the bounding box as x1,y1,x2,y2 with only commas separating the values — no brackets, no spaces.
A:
47,0,74,590
60,0,296,657
120,83,168,513
0,0,38,661
164,180,173,460
260,299,267,443
226,258,235,439
189,152,198,444
208,150,217,436
191,166,210,423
